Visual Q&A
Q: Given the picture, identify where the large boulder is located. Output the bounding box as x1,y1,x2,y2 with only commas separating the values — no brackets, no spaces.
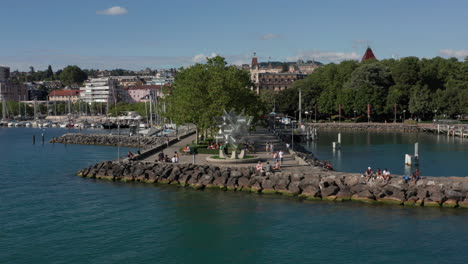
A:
287,182,301,196
351,190,376,203
321,185,340,200
209,175,227,189
274,179,290,194
261,179,276,194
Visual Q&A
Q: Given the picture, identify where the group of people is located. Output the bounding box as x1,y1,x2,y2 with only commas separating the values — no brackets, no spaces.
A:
265,142,275,153
362,167,392,182
363,166,422,183
157,151,179,163
404,168,421,182
255,160,281,175
207,143,220,149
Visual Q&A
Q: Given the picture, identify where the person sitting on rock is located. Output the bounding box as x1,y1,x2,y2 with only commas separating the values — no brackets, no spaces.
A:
274,159,281,171
325,161,333,170
376,168,382,179
127,151,134,159
364,167,373,178
265,162,273,173
412,169,421,181
382,169,391,181
164,155,171,162
158,152,165,162
256,161,264,175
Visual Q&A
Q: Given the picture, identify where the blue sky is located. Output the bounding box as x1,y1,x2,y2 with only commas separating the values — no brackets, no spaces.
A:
1,0,467,71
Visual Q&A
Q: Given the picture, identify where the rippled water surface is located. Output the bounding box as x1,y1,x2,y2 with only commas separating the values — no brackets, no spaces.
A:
301,129,467,177
1,127,467,264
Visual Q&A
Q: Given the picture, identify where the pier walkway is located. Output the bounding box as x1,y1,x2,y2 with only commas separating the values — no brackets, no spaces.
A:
142,127,312,172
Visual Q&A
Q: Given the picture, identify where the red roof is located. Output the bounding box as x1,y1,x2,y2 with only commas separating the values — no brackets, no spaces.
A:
251,56,258,67
361,47,377,62
49,90,81,97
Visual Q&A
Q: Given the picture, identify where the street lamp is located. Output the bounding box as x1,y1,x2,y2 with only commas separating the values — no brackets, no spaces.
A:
434,109,438,121
403,110,406,122
291,120,295,150
353,110,357,119
305,111,309,122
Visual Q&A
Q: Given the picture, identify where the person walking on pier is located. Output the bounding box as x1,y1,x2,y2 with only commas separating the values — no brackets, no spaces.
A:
278,150,284,165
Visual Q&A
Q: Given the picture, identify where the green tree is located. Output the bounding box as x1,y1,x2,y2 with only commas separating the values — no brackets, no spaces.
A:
409,85,432,119
46,65,54,80
59,65,88,86
344,62,393,116
163,56,263,141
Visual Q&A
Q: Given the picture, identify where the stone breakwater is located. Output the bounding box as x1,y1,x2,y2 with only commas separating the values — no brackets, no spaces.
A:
50,133,172,148
78,160,468,209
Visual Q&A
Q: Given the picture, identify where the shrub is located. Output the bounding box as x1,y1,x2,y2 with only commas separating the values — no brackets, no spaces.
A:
354,115,368,123
404,119,418,124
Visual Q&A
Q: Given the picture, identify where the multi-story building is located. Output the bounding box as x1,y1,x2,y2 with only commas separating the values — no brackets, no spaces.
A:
248,53,319,94
49,90,82,103
0,66,10,82
125,84,168,103
114,76,142,88
257,72,307,92
80,77,120,104
0,82,29,102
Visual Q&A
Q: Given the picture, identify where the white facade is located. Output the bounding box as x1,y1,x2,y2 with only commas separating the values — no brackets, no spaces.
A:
80,78,117,103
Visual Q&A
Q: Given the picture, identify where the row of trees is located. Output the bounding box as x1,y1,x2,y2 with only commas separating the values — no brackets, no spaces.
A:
270,57,468,121
11,65,88,87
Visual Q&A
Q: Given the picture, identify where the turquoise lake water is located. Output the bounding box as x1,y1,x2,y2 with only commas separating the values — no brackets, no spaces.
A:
301,130,468,177
1,127,467,264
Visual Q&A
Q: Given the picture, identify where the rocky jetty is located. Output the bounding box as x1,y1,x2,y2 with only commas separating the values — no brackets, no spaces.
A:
78,160,468,209
50,133,172,148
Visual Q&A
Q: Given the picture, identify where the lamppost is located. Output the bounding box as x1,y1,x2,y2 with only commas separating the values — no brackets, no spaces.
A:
434,109,438,122
353,110,357,120
305,111,309,122
291,120,295,150
403,110,406,122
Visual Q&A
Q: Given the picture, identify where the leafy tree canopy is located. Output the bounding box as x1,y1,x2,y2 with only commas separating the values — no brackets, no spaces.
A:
163,56,264,133
59,65,88,86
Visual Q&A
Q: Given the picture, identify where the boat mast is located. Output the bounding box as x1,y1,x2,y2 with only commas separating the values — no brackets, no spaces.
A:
1,84,6,120
149,91,153,126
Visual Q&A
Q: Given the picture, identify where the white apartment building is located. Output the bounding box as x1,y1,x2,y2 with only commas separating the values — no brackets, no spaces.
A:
80,77,119,104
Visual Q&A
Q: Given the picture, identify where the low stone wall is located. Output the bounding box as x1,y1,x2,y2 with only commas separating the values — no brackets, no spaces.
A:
77,160,468,209
304,123,419,132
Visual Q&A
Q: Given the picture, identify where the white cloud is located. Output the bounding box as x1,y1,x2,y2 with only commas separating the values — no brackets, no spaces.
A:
260,33,281,40
439,49,468,58
97,6,128,16
191,52,218,63
286,49,360,63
